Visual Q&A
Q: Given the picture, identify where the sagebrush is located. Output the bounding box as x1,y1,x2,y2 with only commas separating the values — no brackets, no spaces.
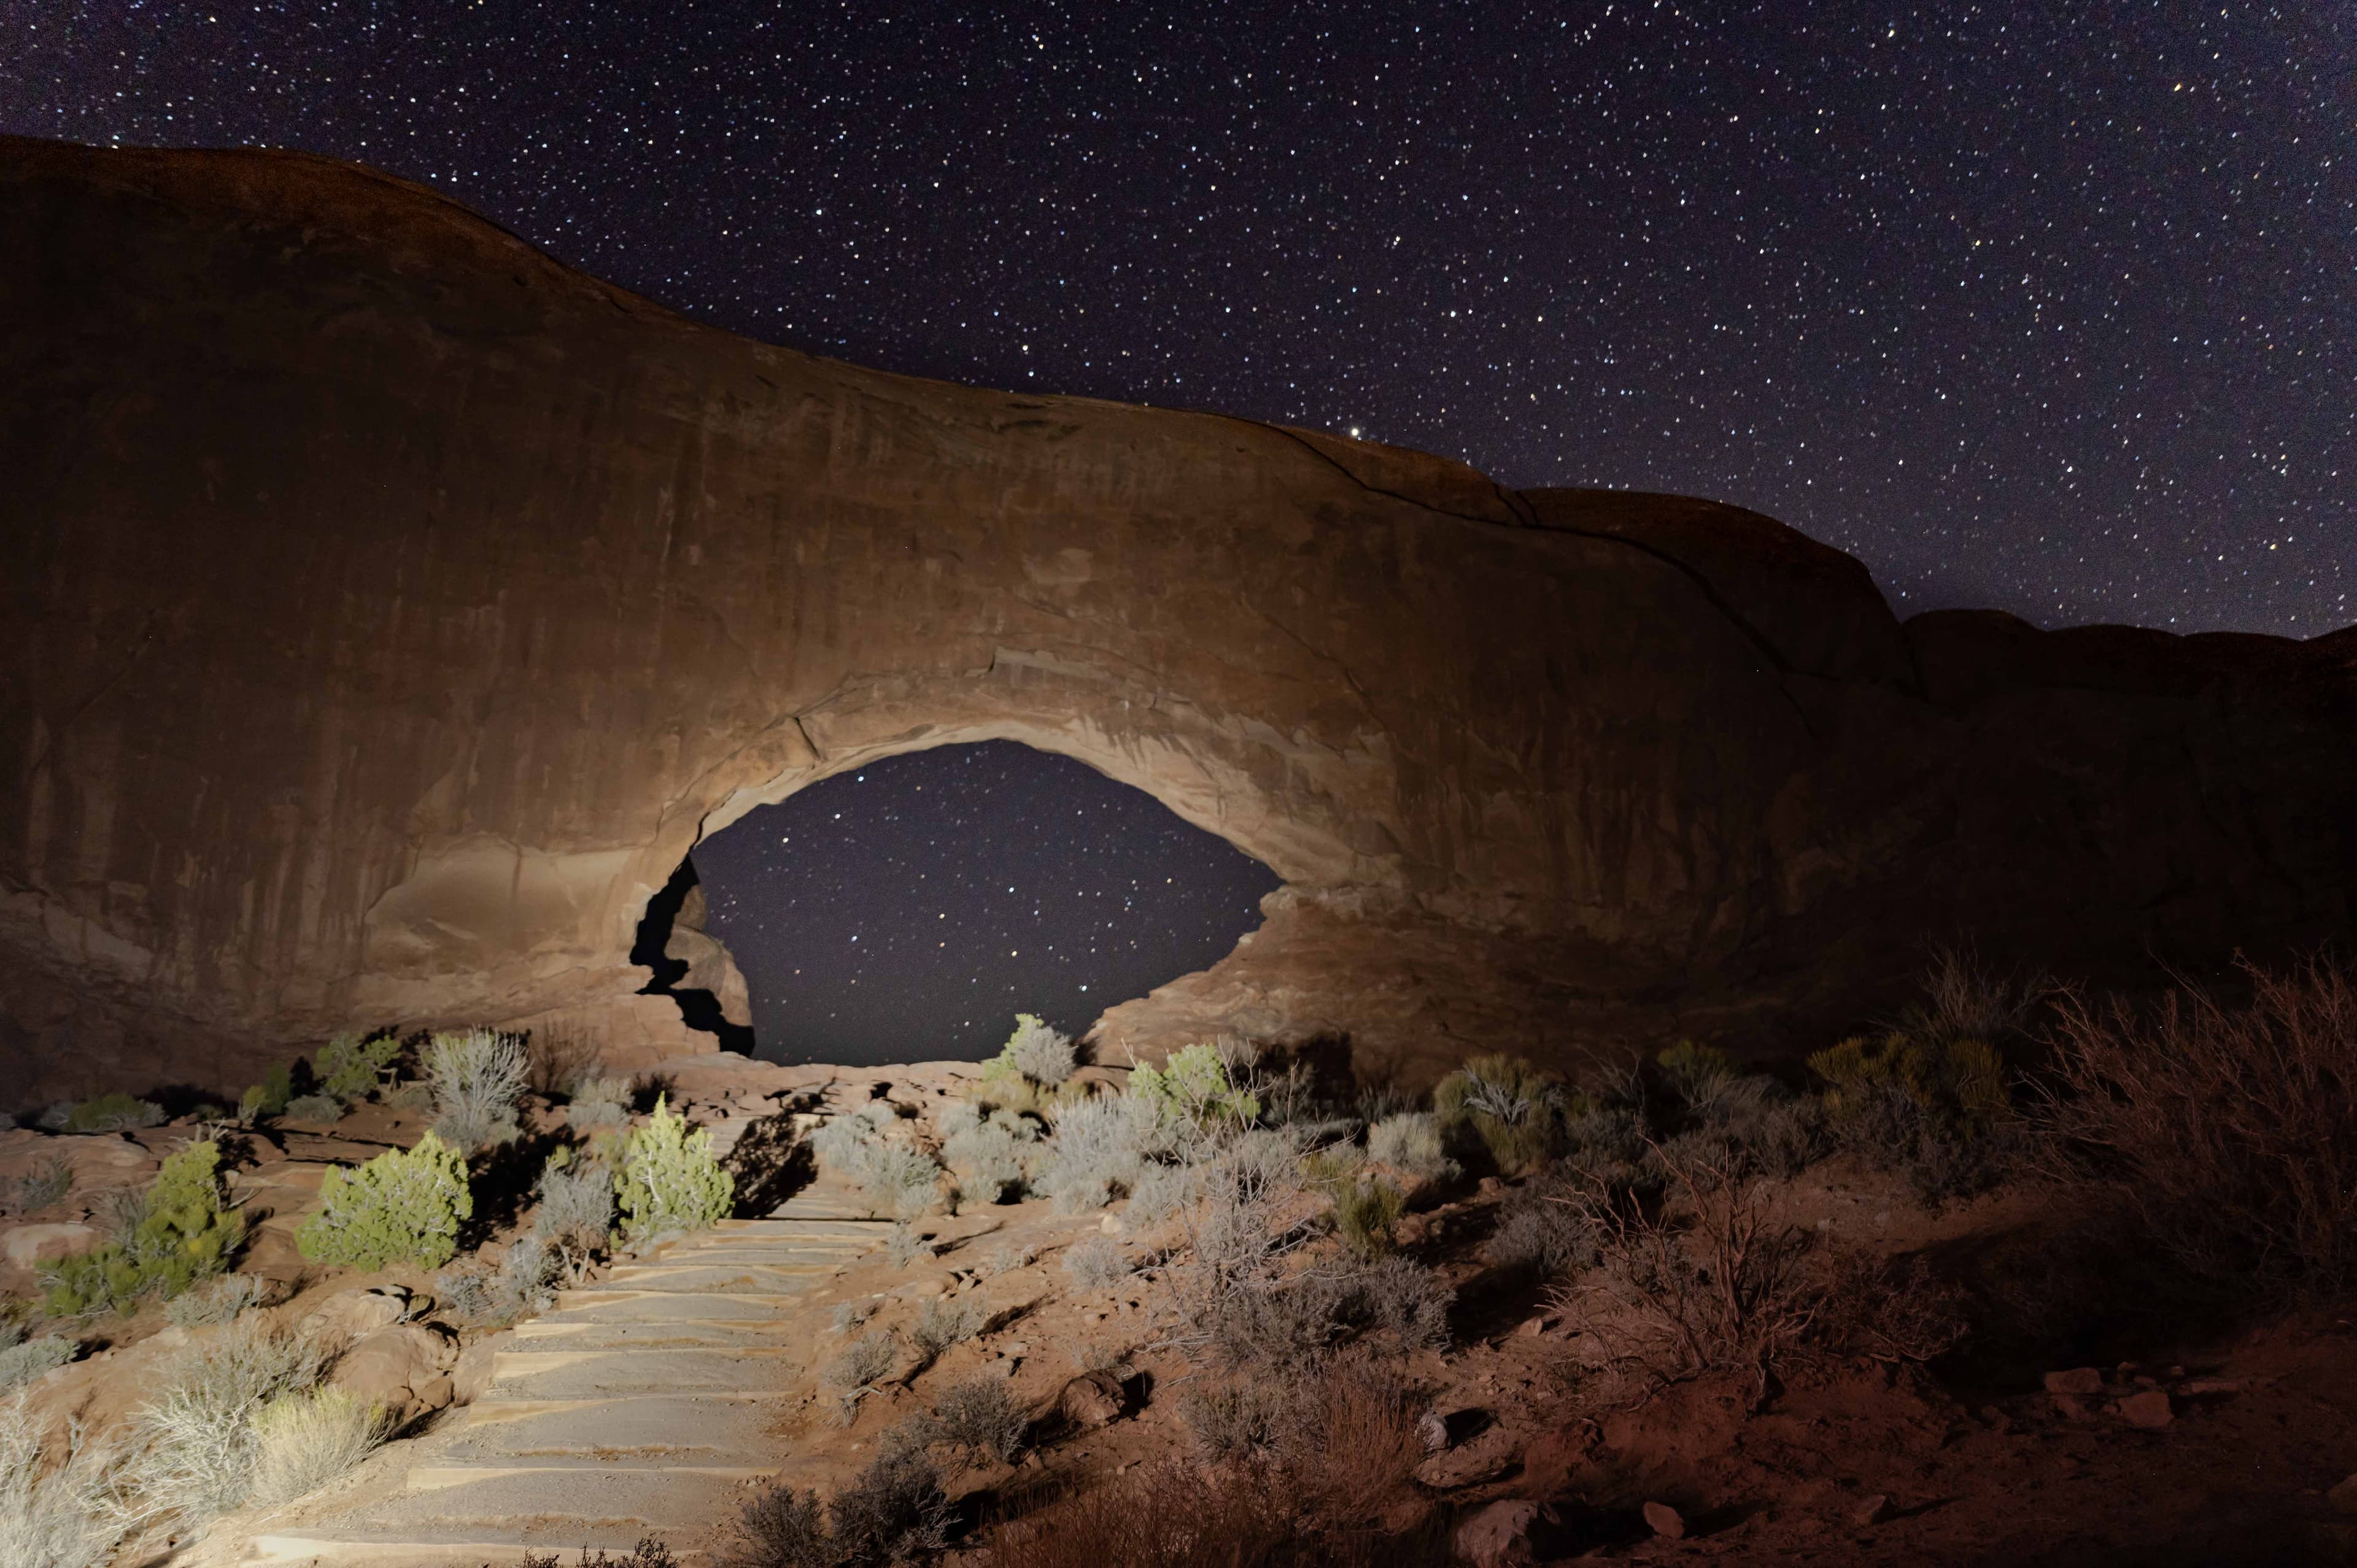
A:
614,1095,733,1245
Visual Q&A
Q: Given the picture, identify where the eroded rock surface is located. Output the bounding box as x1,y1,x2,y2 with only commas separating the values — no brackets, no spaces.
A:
2,135,2353,1102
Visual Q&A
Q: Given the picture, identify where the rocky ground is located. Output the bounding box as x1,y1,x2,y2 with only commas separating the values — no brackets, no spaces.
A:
7,1051,2357,1567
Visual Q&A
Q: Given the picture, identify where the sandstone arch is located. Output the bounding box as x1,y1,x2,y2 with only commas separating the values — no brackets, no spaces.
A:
4,134,2354,1105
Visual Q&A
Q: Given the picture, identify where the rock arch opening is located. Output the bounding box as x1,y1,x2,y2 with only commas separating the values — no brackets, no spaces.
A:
634,740,1283,1067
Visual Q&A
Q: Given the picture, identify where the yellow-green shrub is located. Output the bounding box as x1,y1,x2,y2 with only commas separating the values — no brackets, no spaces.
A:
1434,1054,1569,1172
41,1141,244,1316
296,1133,471,1271
613,1095,733,1244
1809,1032,2008,1124
1131,1044,1260,1132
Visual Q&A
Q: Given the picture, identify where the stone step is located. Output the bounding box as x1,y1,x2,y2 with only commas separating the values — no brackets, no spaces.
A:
602,1262,839,1291
446,1392,796,1454
766,1195,882,1220
319,1464,768,1531
250,1530,712,1567
689,1218,891,1241
503,1321,790,1351
487,1347,810,1398
409,1458,775,1489
539,1289,803,1323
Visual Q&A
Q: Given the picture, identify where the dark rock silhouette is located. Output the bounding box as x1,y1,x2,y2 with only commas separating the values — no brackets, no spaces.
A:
2,135,2352,1103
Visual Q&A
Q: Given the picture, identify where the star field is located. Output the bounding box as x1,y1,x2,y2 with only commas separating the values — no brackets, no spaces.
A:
4,2,2348,635
689,743,1281,1065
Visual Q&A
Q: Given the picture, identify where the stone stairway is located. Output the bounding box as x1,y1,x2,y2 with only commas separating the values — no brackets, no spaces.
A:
249,1191,889,1566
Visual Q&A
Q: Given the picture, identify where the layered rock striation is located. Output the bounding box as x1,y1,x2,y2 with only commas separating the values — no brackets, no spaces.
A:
3,135,2353,1102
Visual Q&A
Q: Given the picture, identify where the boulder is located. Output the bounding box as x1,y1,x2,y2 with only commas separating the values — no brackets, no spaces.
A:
2043,1367,2103,1396
1455,1500,1546,1568
1643,1500,1687,1539
449,1339,497,1407
300,1284,418,1346
331,1321,459,1428
2,1222,97,1269
1055,1371,1128,1429
2326,1473,2357,1516
2117,1389,2173,1429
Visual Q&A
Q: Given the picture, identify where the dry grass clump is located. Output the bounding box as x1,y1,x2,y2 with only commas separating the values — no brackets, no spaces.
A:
1,1390,128,1568
924,1375,1028,1465
2040,951,2357,1295
1060,1234,1131,1292
1809,1248,1971,1365
163,1272,268,1329
122,1318,334,1526
820,1329,899,1424
246,1386,387,1506
910,1296,986,1361
813,1103,943,1222
423,1027,529,1154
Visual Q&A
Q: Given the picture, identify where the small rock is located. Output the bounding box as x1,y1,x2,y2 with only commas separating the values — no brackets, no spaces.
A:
2050,1394,2093,1422
1515,1315,1547,1338
1643,1500,1686,1539
1455,1499,1543,1568
1852,1494,1891,1527
1099,1213,1121,1235
1414,1423,1519,1489
2043,1367,2103,1396
2118,1389,2173,1429
1416,1409,1450,1454
2326,1473,2357,1516
1056,1370,1127,1429
2183,1377,2245,1396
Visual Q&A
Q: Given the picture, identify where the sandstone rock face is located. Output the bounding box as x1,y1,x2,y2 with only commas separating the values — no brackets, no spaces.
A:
330,1320,460,1429
2,136,2353,1102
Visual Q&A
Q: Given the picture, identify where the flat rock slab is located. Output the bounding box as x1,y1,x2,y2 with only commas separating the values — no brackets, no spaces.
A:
444,1393,797,1464
503,1321,792,1351
330,1465,769,1532
487,1348,810,1398
602,1262,839,1292
540,1289,805,1323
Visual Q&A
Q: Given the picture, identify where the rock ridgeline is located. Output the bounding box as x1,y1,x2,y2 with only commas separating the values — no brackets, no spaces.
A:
2,134,2353,1103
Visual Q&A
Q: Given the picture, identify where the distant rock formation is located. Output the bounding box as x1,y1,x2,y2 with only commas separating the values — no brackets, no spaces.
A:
2,135,2352,1104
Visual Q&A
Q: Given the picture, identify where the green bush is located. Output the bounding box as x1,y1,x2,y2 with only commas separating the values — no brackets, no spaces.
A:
1328,1175,1407,1260
296,1132,471,1271
50,1092,165,1134
1655,1040,1740,1110
239,1064,293,1124
1434,1054,1567,1172
0,1334,75,1390
1809,1032,2014,1203
281,1093,342,1123
41,1141,244,1317
315,1030,402,1105
1131,1043,1261,1132
613,1095,732,1245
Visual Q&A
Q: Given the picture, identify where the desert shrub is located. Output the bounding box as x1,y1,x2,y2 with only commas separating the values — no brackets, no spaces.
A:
0,1335,75,1390
831,1299,877,1335
1124,1162,1196,1225
2040,952,2357,1295
980,1454,1447,1568
1325,1175,1406,1260
284,1092,343,1124
1365,1111,1458,1184
532,1148,616,1269
821,1329,899,1422
813,1103,940,1221
941,1103,1039,1205
296,1132,471,1271
1809,1248,1971,1364
1654,1040,1741,1111
1029,1093,1158,1212
1811,1031,2016,1202
1201,1256,1452,1370
927,1375,1026,1464
1131,1043,1261,1133
438,1233,559,1327
1486,1174,1598,1278
1434,1054,1566,1172
1,1389,127,1568
910,1295,986,1361
614,1095,733,1245
885,1224,931,1270
424,1027,529,1154
1178,1376,1288,1461
1903,944,2045,1047
239,1064,295,1124
1549,1139,1814,1400
525,1029,605,1099
122,1319,330,1526
980,1013,1078,1091
568,1073,634,1130
51,1093,164,1134
11,1156,73,1215
530,1543,683,1568
316,1030,402,1104
247,1386,387,1505
164,1272,266,1328
729,1440,950,1568
1060,1235,1132,1292
41,1140,244,1317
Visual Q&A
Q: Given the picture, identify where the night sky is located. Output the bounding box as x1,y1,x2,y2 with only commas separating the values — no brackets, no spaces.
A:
691,743,1280,1064
4,2,2348,635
